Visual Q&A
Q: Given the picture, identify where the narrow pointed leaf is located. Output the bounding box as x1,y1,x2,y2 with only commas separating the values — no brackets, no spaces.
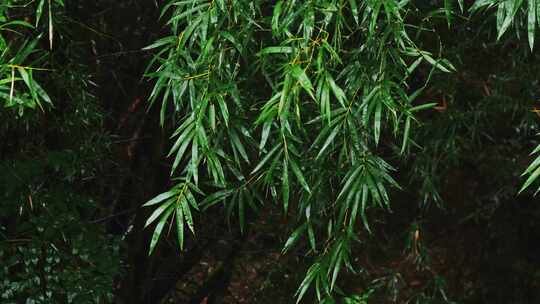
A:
148,206,174,255
145,198,175,227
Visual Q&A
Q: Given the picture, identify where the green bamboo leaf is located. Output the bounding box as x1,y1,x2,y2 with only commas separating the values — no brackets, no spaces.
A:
278,73,292,116
283,223,307,253
191,145,200,186
272,1,284,34
374,178,390,206
185,189,199,210
160,0,203,18
537,0,540,26
32,80,52,106
282,157,290,213
230,129,250,163
407,56,423,74
148,205,174,255
319,79,331,123
496,2,505,33
257,46,293,56
365,172,383,207
189,141,199,184
522,154,540,175
208,103,216,131
17,68,37,103
337,165,363,201
221,31,244,54
171,134,193,174
321,41,343,64
167,3,210,24
410,102,438,112
216,0,226,11
519,166,540,193
303,5,314,39
145,198,175,227
360,184,371,233
259,121,272,151
316,125,341,159
295,262,319,303
307,223,316,251
374,102,382,145
531,143,540,154
177,15,203,49
349,189,361,228
0,20,34,30
36,0,45,26
213,95,228,127
289,158,311,193
497,0,522,40
326,73,346,107
16,37,40,62
169,120,195,154
529,0,536,50
143,189,178,207
330,244,343,290
421,52,452,73
470,0,496,12
251,143,282,174
290,65,315,100
201,189,234,209
176,204,185,250
48,0,54,49
349,0,359,24
181,198,195,234
401,115,411,154
143,35,176,50
458,0,464,12
0,77,21,85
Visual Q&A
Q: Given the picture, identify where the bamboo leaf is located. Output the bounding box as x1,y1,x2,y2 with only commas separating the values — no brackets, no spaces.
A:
529,0,537,50
410,102,438,112
295,262,320,303
272,1,284,34
252,143,282,174
519,166,540,193
181,198,195,234
176,204,185,250
349,0,359,24
289,158,311,193
290,65,315,100
259,121,272,151
522,154,540,175
374,102,382,145
148,205,174,255
167,3,210,24
282,157,290,213
326,72,346,107
145,198,175,228
401,115,411,154
201,189,235,210
316,125,341,159
230,129,250,163
257,46,293,56
283,223,307,254
143,35,176,50
143,189,178,207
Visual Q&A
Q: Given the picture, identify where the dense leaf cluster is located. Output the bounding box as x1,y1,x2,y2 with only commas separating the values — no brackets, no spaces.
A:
143,0,540,302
